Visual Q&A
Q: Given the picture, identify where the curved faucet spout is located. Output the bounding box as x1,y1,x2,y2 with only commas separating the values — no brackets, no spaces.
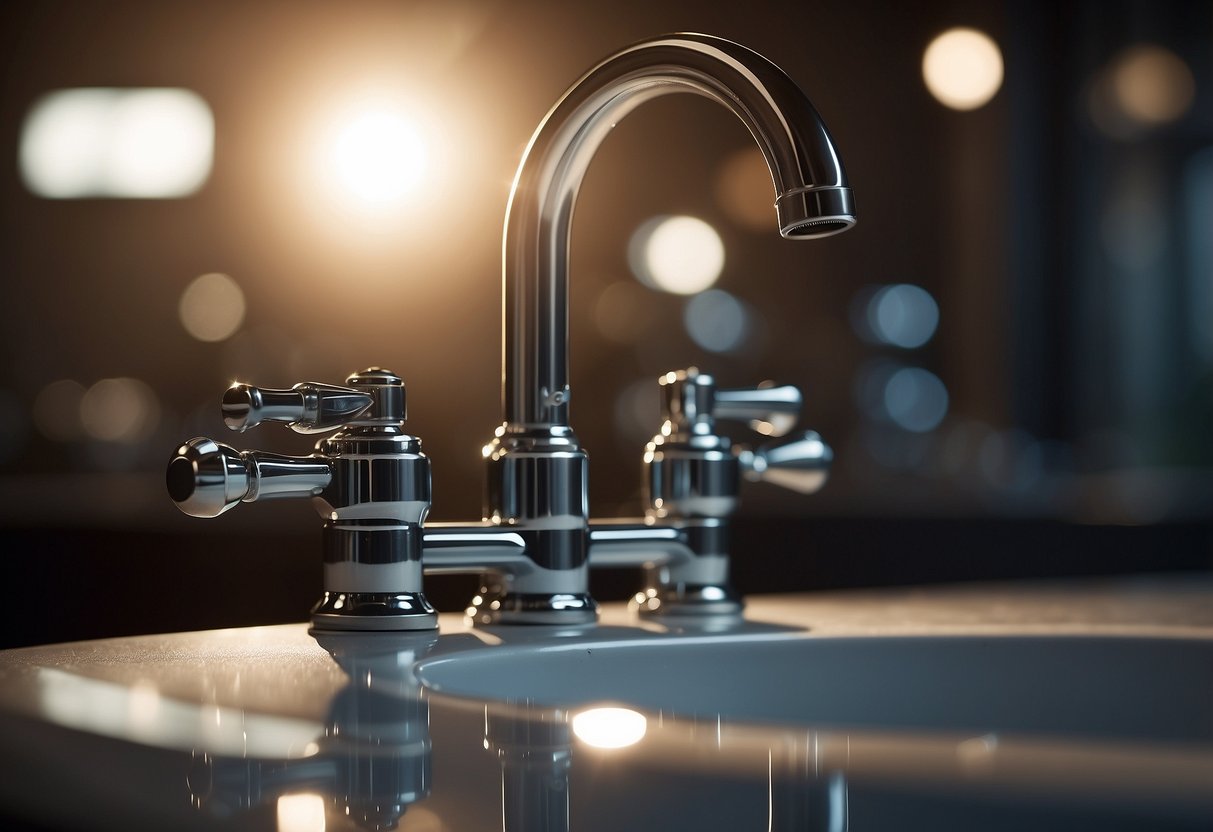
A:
501,33,855,430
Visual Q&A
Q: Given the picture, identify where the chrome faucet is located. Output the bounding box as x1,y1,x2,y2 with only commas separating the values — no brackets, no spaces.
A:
476,33,852,623
166,33,852,629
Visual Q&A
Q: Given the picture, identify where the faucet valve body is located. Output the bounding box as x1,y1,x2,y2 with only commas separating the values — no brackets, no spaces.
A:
477,427,596,625
167,369,438,631
636,368,832,617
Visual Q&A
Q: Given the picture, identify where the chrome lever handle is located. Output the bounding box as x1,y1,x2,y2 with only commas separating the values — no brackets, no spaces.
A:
713,383,802,437
166,437,332,517
222,382,374,434
738,430,832,494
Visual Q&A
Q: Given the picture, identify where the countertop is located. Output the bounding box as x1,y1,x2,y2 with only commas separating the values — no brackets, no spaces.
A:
0,575,1209,831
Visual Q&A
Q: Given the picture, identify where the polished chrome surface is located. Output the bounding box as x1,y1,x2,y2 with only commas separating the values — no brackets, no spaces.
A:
481,33,853,623
222,380,374,434
1,581,1210,830
586,521,695,568
168,369,441,630
166,437,332,517
501,32,854,429
311,590,438,630
592,368,833,616
739,430,834,494
714,382,803,437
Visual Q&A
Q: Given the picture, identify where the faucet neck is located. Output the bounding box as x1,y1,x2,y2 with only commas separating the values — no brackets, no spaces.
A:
501,33,854,431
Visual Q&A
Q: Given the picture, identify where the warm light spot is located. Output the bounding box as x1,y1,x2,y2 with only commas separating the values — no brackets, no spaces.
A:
127,681,162,731
922,28,1004,111
571,707,647,749
684,289,750,353
714,147,773,231
20,88,213,198
80,378,160,443
33,379,87,441
325,108,427,207
629,215,725,294
1111,45,1194,126
179,273,246,342
277,793,326,832
884,367,949,432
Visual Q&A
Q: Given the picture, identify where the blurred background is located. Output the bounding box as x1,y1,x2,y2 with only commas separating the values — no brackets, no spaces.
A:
0,0,1210,648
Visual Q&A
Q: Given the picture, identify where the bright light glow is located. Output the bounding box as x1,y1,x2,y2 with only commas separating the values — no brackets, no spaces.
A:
127,681,162,733
1111,45,1194,126
684,289,750,353
80,378,160,443
33,379,86,441
179,273,246,342
629,215,725,294
862,284,939,348
571,707,647,749
276,793,326,832
326,108,427,206
884,367,949,433
20,88,213,198
922,28,1004,111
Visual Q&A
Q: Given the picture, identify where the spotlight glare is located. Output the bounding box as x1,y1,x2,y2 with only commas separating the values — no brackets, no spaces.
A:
328,109,427,206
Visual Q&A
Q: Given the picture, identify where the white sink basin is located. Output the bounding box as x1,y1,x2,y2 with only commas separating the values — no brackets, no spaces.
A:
418,627,1213,744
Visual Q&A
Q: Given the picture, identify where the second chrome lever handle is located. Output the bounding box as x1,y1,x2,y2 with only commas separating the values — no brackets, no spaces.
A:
713,383,802,437
167,437,332,517
738,430,832,494
222,382,373,434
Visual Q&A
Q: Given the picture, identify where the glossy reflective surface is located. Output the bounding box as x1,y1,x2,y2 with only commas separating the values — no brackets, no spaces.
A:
0,579,1210,831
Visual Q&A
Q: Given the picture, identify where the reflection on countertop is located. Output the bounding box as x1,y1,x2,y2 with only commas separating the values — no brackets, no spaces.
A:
0,576,1210,831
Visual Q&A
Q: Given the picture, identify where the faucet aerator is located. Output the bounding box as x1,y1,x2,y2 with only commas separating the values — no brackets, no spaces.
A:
776,185,857,239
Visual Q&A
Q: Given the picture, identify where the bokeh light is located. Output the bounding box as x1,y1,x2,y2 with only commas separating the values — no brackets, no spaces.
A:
571,707,647,749
33,379,87,441
325,107,427,207
628,215,725,294
20,88,213,198
857,284,940,348
179,273,246,342
80,378,160,444
276,793,326,832
1089,45,1196,138
1111,45,1194,126
922,28,1004,111
883,367,949,432
683,289,750,353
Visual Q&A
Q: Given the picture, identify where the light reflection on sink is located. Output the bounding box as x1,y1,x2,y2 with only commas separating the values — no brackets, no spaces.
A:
417,633,1213,744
